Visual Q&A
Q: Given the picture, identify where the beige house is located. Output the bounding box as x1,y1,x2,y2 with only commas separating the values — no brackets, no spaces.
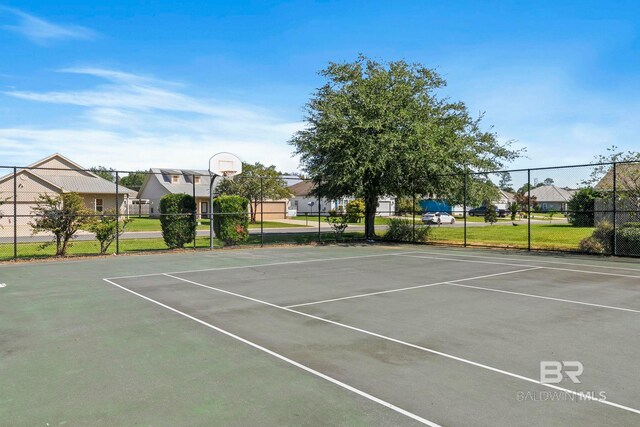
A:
0,154,135,226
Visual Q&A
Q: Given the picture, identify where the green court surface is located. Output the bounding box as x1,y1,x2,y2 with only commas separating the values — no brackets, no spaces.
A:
1,245,639,425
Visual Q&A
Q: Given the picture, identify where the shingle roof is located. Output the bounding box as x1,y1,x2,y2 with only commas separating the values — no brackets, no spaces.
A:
36,173,136,195
595,163,640,191
529,185,575,202
288,181,315,196
149,168,212,198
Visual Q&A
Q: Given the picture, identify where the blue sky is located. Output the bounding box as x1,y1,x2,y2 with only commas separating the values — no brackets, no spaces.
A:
1,1,639,176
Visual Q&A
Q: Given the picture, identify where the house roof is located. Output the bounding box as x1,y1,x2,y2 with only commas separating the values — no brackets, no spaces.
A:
528,185,575,202
288,181,316,197
498,189,515,202
143,168,213,198
0,153,135,195
595,163,640,191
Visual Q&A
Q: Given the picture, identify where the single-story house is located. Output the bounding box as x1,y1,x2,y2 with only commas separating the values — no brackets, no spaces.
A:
0,153,135,226
528,185,575,212
137,169,288,220
495,189,515,210
287,181,396,216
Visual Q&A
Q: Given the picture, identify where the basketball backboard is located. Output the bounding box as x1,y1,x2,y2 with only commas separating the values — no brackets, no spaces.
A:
208,152,243,177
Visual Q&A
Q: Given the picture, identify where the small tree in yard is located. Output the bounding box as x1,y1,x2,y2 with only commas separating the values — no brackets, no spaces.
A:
212,195,250,245
345,199,365,223
484,205,498,224
326,215,349,241
159,194,197,249
567,188,601,227
86,209,131,254
30,192,94,256
508,202,519,220
215,162,291,223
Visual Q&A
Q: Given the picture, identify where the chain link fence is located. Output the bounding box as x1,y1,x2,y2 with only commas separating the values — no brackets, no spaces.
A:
0,161,638,261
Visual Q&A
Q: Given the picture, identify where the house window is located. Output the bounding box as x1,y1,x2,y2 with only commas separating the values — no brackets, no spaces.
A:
194,176,201,184
95,198,104,213
171,175,180,183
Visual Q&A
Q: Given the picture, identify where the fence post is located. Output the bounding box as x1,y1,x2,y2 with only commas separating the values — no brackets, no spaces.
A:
13,167,17,260
463,170,467,247
318,196,321,243
193,174,197,250
115,171,120,255
260,177,264,247
412,180,416,243
527,169,531,251
612,162,617,256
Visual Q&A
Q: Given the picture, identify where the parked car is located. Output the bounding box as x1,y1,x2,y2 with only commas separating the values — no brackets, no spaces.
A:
468,205,506,217
422,212,456,224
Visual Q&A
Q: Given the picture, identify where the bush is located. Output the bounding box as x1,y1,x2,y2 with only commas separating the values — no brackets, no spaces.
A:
567,187,601,227
383,218,431,242
616,225,640,256
212,195,249,245
345,199,365,223
86,209,131,254
326,215,349,241
159,193,197,248
579,220,613,254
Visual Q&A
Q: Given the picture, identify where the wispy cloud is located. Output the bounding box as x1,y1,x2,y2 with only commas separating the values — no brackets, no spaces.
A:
0,68,304,171
0,6,95,44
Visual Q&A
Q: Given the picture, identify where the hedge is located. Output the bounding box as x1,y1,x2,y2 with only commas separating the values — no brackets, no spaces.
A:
212,195,249,245
159,193,197,248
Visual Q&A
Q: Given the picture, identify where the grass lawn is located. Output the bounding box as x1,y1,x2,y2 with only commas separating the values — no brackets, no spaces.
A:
124,217,306,232
0,223,594,261
429,223,593,250
293,215,391,225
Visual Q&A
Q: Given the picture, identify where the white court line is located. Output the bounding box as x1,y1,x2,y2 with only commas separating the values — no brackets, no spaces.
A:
404,250,640,273
396,254,640,279
102,278,439,426
285,267,541,309
106,252,415,280
160,273,640,416
443,282,640,314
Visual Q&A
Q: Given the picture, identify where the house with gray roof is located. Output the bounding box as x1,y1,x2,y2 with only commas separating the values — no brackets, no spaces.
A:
0,153,135,226
528,185,575,212
137,168,212,218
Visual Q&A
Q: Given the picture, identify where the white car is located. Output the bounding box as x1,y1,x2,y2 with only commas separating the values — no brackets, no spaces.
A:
422,212,455,225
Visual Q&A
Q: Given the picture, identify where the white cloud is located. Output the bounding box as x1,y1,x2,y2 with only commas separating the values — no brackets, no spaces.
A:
0,6,95,44
0,68,304,172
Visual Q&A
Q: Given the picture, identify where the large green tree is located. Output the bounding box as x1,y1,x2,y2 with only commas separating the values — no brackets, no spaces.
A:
215,162,291,223
290,56,519,237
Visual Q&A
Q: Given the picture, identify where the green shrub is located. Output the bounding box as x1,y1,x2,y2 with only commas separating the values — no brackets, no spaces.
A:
326,215,349,241
616,226,640,256
383,218,431,242
159,193,197,248
345,199,365,223
579,220,613,254
212,195,249,245
567,187,601,227
86,209,131,254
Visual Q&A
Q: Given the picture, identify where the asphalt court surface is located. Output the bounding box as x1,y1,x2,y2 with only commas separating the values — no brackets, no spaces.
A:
104,247,640,426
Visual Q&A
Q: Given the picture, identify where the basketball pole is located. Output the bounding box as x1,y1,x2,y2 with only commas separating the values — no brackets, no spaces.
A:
209,172,218,249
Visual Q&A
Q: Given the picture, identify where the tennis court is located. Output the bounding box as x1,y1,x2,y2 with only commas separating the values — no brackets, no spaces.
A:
2,245,639,425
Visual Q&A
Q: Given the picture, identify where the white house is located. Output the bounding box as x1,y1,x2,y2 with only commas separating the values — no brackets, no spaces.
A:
287,181,396,216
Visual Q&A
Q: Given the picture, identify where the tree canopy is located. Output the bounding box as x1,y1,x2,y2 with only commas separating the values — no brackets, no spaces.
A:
90,166,116,182
290,56,520,237
120,171,147,191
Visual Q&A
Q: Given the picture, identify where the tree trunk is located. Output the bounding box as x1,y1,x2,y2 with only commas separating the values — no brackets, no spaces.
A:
364,195,378,240
56,234,63,256
251,199,258,223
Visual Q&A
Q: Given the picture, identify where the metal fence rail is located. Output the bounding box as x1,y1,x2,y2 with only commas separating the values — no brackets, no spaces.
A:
0,160,638,260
